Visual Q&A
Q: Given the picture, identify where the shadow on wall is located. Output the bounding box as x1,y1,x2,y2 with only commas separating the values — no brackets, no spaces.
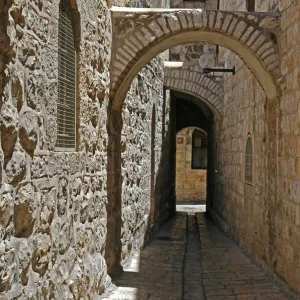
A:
144,92,177,245
105,88,177,277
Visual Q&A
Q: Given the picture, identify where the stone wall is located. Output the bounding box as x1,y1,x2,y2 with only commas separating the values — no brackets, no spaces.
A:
120,61,174,264
176,127,206,203
0,0,170,298
210,0,300,293
0,0,112,298
169,0,218,63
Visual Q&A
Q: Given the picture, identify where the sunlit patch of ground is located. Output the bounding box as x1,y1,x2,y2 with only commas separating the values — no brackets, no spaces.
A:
176,204,206,214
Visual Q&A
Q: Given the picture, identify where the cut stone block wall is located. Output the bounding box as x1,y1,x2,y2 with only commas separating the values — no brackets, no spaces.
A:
169,0,218,63
212,0,300,293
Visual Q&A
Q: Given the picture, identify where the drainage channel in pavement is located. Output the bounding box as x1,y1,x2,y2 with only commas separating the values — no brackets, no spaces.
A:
101,209,296,300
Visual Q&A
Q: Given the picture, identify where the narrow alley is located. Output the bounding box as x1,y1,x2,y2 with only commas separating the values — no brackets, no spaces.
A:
102,209,291,300
3,0,300,298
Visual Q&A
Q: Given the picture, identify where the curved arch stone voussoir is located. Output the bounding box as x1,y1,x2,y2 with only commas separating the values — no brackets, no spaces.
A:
164,64,224,116
110,7,280,110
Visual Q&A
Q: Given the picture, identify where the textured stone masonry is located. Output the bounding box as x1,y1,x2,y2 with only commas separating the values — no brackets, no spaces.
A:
165,64,224,115
110,7,280,109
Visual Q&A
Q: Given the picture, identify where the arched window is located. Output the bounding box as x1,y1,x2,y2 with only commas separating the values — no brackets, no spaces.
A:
192,129,207,169
56,0,77,151
245,135,253,185
246,0,255,11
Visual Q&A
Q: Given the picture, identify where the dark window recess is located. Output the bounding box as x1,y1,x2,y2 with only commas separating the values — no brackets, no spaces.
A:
246,0,255,11
192,129,208,169
183,0,206,2
56,0,76,151
245,135,253,185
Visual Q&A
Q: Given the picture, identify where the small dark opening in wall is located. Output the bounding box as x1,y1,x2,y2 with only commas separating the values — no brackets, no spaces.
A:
246,0,255,11
183,0,206,2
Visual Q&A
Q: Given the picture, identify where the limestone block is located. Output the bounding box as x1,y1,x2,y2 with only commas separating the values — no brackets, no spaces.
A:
32,233,51,276
10,237,31,285
14,183,35,238
0,191,13,230
1,103,18,159
19,110,39,151
0,246,15,292
5,151,26,185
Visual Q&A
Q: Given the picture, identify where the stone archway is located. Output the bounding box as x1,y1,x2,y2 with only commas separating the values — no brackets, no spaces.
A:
106,7,281,275
164,63,224,115
110,7,280,110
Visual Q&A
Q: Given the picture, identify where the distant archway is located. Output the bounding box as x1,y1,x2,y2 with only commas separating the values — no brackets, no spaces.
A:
164,64,224,115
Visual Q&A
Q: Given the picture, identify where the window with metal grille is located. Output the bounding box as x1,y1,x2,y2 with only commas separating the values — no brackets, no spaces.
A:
245,135,253,185
56,0,76,151
192,129,208,169
246,0,255,11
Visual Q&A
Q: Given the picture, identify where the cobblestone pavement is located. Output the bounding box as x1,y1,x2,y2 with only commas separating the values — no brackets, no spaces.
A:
102,212,293,300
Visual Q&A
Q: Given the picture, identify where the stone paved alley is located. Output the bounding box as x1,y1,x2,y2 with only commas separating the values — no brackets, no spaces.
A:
102,210,292,300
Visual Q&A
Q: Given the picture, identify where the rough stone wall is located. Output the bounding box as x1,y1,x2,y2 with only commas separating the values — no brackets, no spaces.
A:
169,43,216,63
212,0,300,293
176,127,206,203
0,0,171,298
169,0,218,63
120,60,174,264
115,0,173,269
0,0,112,298
170,0,217,9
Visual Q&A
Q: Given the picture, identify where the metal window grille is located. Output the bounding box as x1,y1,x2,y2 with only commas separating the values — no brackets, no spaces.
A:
245,135,253,185
56,0,76,151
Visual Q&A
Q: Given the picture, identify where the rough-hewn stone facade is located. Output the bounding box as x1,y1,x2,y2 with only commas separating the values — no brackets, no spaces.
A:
2,0,300,297
0,0,173,298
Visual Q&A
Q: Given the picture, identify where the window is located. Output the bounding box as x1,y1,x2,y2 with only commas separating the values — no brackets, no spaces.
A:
245,135,253,185
246,0,255,11
192,129,207,169
56,0,76,151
